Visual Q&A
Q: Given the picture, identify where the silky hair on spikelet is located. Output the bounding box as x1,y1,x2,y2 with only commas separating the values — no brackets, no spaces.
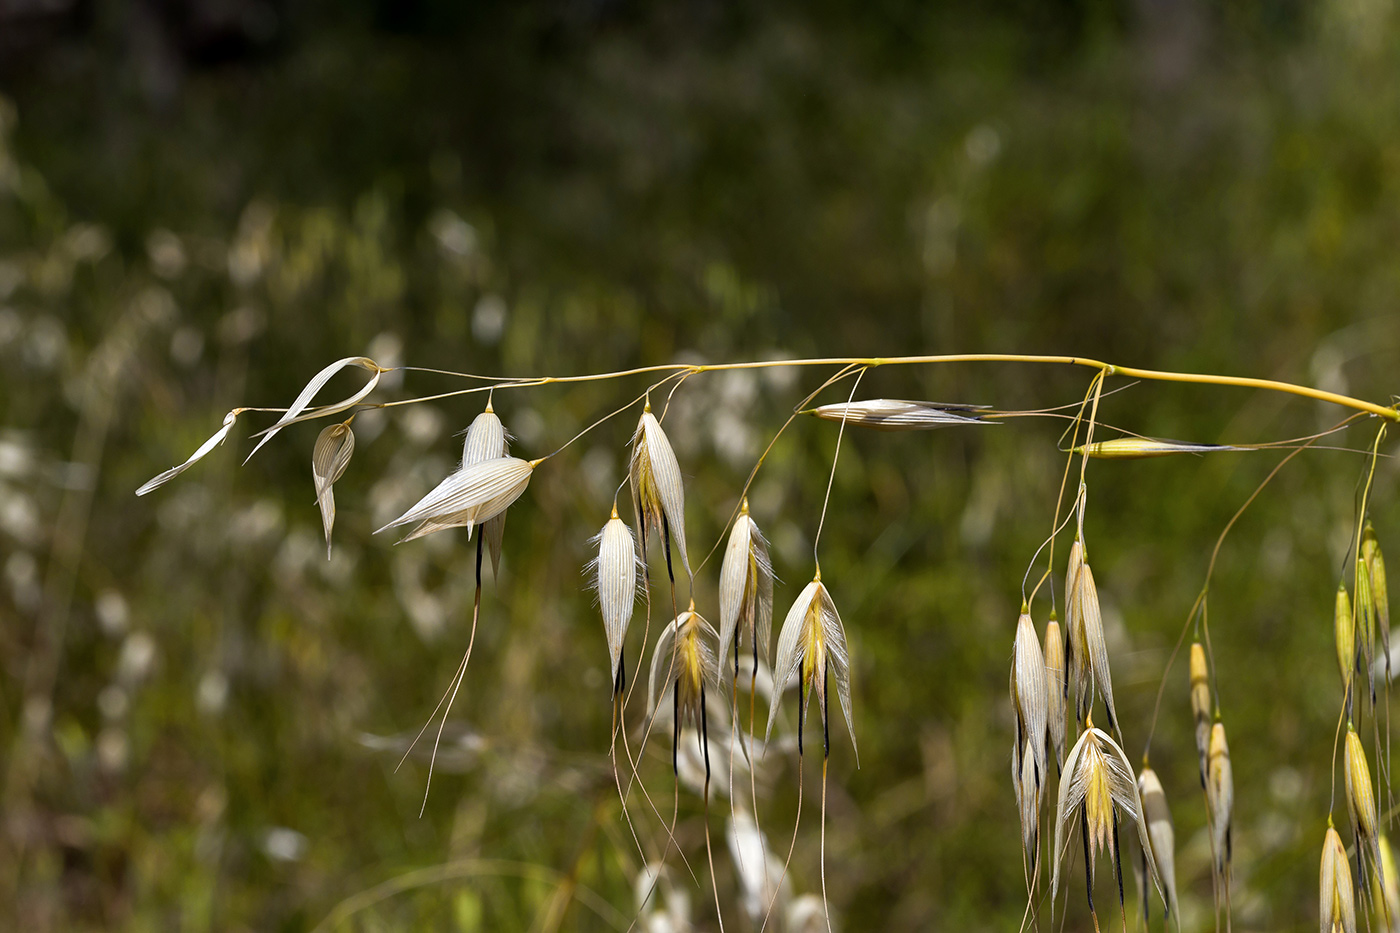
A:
648,605,719,775
718,498,774,680
630,406,690,578
767,575,857,761
588,507,642,695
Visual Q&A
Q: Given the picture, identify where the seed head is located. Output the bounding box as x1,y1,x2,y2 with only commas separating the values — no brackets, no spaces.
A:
591,507,640,694
718,500,774,679
1137,766,1178,922
1189,642,1211,783
1337,584,1357,699
767,576,857,762
312,421,355,559
1073,437,1241,459
1066,539,1118,733
1322,824,1357,933
377,456,535,538
630,408,690,577
1011,610,1049,794
809,398,989,430
1347,726,1381,875
1207,722,1234,884
1043,615,1067,769
1051,726,1163,912
648,606,719,776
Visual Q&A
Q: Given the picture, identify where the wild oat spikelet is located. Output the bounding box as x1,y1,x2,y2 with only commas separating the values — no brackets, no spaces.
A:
1044,614,1067,770
718,499,774,680
1051,725,1163,914
1011,610,1049,794
1322,824,1357,933
1338,584,1357,701
1074,437,1242,459
1013,736,1039,862
648,605,719,776
1364,523,1392,684
398,405,513,555
592,507,640,695
1347,726,1382,877
377,456,535,537
312,420,355,558
809,398,989,430
1374,834,1400,931
1137,766,1179,923
630,407,690,579
1066,539,1118,733
767,575,857,761
1359,559,1378,703
1190,643,1211,784
136,410,240,495
246,356,382,462
1207,722,1234,888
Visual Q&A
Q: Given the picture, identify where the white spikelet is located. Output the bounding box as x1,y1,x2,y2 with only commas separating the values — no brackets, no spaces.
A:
136,410,240,495
718,499,774,680
1044,616,1067,769
1011,609,1049,792
592,507,639,694
246,357,381,462
1137,766,1179,923
377,456,534,537
767,576,857,762
1207,722,1234,889
810,398,989,430
312,421,355,558
1066,538,1118,734
630,407,690,577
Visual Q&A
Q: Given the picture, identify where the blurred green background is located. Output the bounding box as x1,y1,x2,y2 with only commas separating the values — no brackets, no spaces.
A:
2,0,1399,929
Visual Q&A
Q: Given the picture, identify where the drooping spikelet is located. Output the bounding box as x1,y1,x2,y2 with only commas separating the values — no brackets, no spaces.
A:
1347,726,1382,880
398,405,513,558
1359,558,1378,704
1364,523,1392,686
136,410,240,495
1137,766,1179,923
592,507,640,695
1322,824,1357,933
1013,737,1039,862
1051,726,1163,914
630,407,690,579
1338,584,1357,703
1207,722,1234,890
1374,834,1400,931
717,499,774,680
377,456,535,537
1044,614,1067,770
312,420,355,558
1190,642,1211,785
246,356,382,462
1011,610,1049,794
648,605,719,777
767,575,857,761
1074,437,1242,459
1066,539,1118,733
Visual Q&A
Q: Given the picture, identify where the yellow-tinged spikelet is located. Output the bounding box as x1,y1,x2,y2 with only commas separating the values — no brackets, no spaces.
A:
1322,824,1357,933
1074,437,1241,459
1347,726,1382,877
1066,539,1118,733
1364,523,1392,684
718,499,774,680
1044,615,1067,769
1359,559,1378,702
767,575,857,761
1190,643,1211,784
1207,722,1234,886
1051,726,1164,913
312,420,355,559
630,407,690,579
1374,835,1400,931
1137,766,1179,923
648,605,719,776
1338,584,1357,700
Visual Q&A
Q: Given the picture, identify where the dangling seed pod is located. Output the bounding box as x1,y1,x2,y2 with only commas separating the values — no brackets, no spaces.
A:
1044,613,1067,770
462,404,510,576
630,406,690,581
312,420,355,559
1364,523,1391,686
1338,584,1357,704
1322,824,1357,933
718,499,774,681
1066,538,1118,734
1359,559,1378,705
1137,766,1179,923
592,507,640,695
1010,609,1048,865
378,456,535,537
767,575,857,762
1189,643,1211,785
1347,726,1382,880
648,605,719,777
1207,722,1234,893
